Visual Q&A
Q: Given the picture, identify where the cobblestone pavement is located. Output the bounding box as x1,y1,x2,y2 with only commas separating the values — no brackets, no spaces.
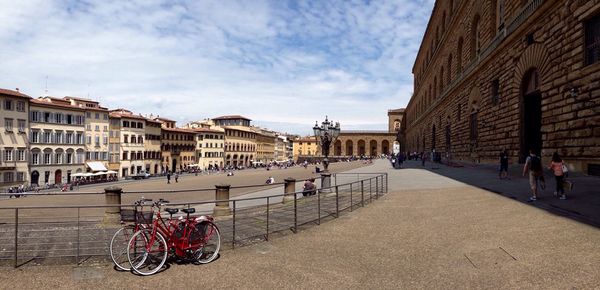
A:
1,159,599,289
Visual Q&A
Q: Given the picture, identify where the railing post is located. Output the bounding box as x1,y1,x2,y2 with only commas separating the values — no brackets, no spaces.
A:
350,183,353,212
375,176,379,199
369,178,372,203
293,189,298,233
232,200,236,249
334,173,337,186
266,197,270,241
103,186,122,225
317,189,321,225
282,178,296,204
214,184,231,216
361,180,364,207
385,173,388,193
335,186,339,218
14,208,18,268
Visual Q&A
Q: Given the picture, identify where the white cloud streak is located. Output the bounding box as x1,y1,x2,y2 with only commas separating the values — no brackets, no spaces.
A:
0,0,434,135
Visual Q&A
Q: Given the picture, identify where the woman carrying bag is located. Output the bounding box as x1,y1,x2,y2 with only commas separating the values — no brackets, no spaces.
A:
548,152,567,200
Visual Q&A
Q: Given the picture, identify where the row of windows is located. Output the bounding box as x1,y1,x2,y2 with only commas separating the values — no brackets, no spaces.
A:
198,134,224,140
1,149,27,162
121,151,162,160
3,118,27,133
85,124,108,131
30,111,85,125
199,152,223,158
85,112,109,120
86,135,109,147
123,134,144,144
30,131,85,145
198,143,223,149
30,152,85,165
122,120,144,129
2,99,26,112
85,151,109,161
226,130,255,139
1,172,25,183
225,143,256,152
162,133,194,141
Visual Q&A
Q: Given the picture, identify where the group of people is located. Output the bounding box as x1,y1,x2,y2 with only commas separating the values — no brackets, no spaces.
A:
521,149,569,201
166,171,179,184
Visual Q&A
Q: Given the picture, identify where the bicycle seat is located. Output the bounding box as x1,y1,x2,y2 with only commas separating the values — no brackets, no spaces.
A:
181,208,195,214
165,208,178,215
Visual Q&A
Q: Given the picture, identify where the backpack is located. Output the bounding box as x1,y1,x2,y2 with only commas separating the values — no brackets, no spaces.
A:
530,155,542,172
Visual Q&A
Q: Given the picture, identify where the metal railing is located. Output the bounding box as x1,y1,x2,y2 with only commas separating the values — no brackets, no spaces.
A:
0,172,387,267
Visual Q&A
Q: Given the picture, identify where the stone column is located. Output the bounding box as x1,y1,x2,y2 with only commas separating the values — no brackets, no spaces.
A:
282,178,296,203
103,186,122,225
320,173,332,193
214,184,231,216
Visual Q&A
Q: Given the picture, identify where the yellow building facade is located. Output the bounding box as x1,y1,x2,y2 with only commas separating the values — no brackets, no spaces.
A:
0,89,31,190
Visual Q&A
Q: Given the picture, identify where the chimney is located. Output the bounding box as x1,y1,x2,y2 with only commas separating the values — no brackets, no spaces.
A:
15,88,19,92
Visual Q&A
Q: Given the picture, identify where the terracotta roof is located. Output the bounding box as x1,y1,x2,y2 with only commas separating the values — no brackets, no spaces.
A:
30,98,85,111
0,88,32,99
223,125,257,133
213,115,251,121
109,111,148,121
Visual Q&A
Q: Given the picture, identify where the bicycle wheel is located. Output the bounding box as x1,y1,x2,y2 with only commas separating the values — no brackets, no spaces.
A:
109,225,136,271
127,229,168,276
194,221,221,264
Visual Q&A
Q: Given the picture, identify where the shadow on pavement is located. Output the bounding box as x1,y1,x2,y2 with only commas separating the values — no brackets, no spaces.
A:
399,160,600,228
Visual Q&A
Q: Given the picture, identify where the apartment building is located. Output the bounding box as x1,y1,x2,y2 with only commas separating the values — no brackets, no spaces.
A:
254,128,276,164
144,118,162,174
29,97,86,185
0,89,31,190
193,127,224,170
212,116,256,168
109,109,147,178
156,117,196,172
292,136,320,161
64,97,110,172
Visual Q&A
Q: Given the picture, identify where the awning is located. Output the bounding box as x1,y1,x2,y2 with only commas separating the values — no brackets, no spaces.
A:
72,173,85,177
86,161,107,172
106,170,118,174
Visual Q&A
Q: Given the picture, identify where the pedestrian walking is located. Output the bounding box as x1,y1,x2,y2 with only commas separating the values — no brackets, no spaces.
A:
421,152,426,166
166,172,171,184
499,149,509,179
522,149,545,201
549,152,567,200
174,172,179,183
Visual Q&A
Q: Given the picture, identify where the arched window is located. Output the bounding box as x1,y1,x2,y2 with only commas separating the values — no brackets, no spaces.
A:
457,37,464,73
471,15,481,60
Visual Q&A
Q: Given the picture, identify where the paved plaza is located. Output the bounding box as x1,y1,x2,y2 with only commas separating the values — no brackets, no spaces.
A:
1,159,599,289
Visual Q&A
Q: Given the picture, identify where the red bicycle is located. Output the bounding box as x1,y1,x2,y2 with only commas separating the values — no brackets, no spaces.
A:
109,197,153,271
127,199,221,275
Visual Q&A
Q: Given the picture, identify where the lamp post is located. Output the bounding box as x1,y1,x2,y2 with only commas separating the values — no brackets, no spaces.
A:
313,116,340,192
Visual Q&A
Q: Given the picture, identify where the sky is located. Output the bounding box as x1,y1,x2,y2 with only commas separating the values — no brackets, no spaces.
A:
0,0,434,135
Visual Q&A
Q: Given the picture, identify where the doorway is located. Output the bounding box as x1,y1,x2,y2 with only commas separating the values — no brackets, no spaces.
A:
520,69,542,163
55,170,62,184
31,171,39,185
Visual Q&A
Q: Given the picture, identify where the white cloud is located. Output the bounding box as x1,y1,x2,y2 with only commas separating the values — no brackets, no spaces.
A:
0,0,434,135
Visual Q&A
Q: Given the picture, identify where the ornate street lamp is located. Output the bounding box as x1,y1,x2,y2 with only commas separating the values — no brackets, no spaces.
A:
313,116,340,192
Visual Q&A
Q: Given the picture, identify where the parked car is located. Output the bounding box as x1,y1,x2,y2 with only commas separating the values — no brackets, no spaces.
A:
133,171,150,180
